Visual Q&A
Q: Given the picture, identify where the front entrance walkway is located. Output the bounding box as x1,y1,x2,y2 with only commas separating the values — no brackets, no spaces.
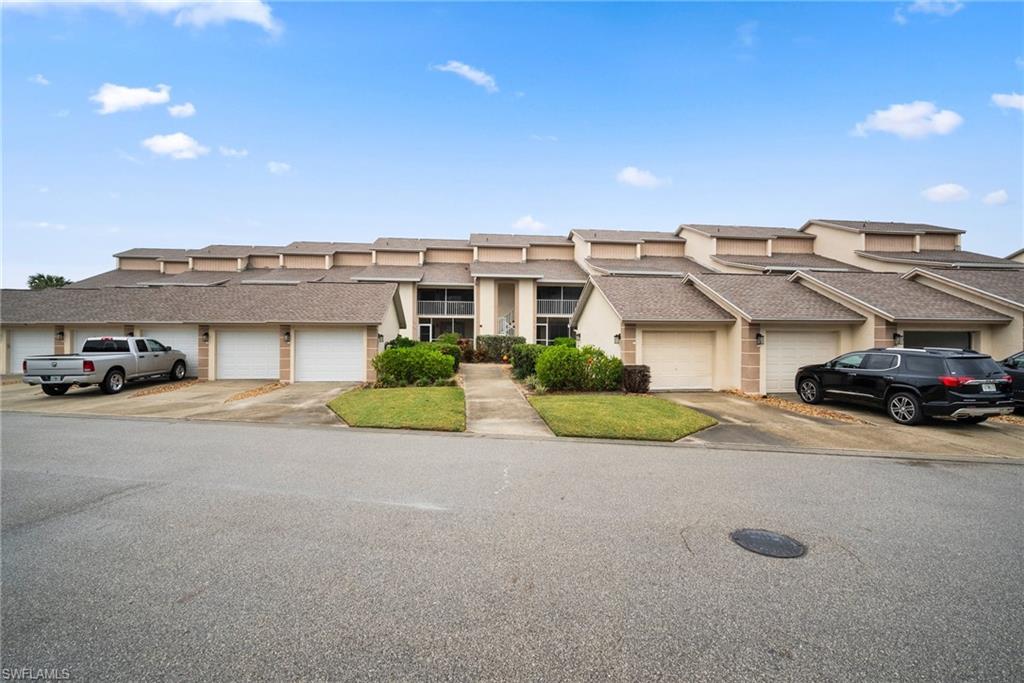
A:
461,364,553,438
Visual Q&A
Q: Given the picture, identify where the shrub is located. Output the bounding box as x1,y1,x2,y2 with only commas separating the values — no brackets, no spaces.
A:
586,353,624,391
372,345,455,385
384,335,417,350
535,345,586,390
510,343,546,379
457,338,476,362
522,374,546,393
426,342,461,370
622,365,651,393
475,335,525,362
552,337,576,348
435,332,462,345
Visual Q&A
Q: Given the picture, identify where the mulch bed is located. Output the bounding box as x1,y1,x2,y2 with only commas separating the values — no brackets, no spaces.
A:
992,414,1024,426
725,389,868,424
224,382,285,403
132,379,199,398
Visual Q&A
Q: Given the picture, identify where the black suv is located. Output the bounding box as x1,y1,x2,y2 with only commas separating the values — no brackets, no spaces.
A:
795,347,1014,425
999,351,1024,408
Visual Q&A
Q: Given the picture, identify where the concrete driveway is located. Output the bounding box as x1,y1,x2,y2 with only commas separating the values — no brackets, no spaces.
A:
0,379,352,426
666,392,1024,458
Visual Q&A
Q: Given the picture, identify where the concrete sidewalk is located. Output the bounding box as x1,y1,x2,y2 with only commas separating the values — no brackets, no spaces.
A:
461,364,553,438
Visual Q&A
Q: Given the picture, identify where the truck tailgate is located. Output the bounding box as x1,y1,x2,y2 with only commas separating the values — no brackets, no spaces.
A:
25,357,89,376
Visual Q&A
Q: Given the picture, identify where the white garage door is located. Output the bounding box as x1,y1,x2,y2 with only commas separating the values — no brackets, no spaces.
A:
72,327,122,352
141,325,199,377
642,331,714,390
764,330,839,394
9,328,54,374
216,328,279,380
294,327,365,381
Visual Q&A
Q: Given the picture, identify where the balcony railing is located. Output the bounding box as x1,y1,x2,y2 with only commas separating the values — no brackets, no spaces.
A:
536,299,578,316
417,300,475,317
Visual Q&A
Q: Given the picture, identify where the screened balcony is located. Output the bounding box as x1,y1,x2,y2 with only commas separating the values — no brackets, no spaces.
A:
535,285,583,317
416,288,475,317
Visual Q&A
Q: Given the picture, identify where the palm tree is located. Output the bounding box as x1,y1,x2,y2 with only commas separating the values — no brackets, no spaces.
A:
27,273,73,290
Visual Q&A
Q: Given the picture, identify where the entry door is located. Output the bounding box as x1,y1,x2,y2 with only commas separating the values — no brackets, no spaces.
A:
641,331,714,390
419,323,432,342
216,328,279,379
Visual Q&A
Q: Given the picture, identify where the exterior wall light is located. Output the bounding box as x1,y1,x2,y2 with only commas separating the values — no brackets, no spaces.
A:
755,332,765,346
377,333,384,343
201,331,209,343
283,331,291,343
613,333,622,344
55,330,64,342
892,332,903,346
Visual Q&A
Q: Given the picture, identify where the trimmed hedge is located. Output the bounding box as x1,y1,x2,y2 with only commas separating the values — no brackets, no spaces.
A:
551,337,577,348
435,332,462,345
372,345,455,386
510,343,545,379
476,335,525,362
384,334,417,350
622,365,651,393
535,344,624,391
426,342,461,370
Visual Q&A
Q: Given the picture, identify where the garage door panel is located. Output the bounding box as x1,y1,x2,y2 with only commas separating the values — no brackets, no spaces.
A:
294,327,365,382
216,329,279,380
642,331,714,390
142,325,199,377
765,331,838,394
9,329,54,374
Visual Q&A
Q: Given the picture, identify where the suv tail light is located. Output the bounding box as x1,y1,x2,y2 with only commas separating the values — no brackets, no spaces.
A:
939,375,973,387
83,360,95,373
1002,375,1013,383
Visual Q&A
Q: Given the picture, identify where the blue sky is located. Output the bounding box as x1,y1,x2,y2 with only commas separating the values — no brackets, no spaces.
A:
3,1,1022,287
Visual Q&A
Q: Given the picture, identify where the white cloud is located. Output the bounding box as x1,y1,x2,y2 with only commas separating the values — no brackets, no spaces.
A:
266,161,291,175
7,1,281,35
736,21,758,48
513,215,546,231
91,83,170,114
991,93,1024,111
616,166,670,188
983,189,1009,206
219,146,249,158
167,102,196,118
431,60,498,93
28,73,50,86
922,183,969,202
141,132,209,160
895,0,964,24
852,101,963,139
530,134,558,142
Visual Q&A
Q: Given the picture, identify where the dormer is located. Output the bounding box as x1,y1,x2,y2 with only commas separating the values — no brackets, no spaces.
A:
372,238,471,266
113,248,190,273
569,229,685,260
185,245,284,272
278,242,372,269
676,224,816,272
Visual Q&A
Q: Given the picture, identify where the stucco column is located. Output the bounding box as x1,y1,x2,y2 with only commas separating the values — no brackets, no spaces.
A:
279,325,293,384
621,324,637,364
740,322,761,394
197,325,211,381
124,325,134,337
874,316,897,348
53,325,65,354
365,326,379,383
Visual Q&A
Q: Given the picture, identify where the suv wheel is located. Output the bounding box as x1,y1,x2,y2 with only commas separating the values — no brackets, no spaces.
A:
798,378,823,404
101,369,126,395
170,361,186,381
887,392,923,425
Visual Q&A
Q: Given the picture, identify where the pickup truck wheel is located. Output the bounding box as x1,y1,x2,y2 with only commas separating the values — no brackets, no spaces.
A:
170,361,187,381
101,369,126,395
41,384,70,396
887,392,923,425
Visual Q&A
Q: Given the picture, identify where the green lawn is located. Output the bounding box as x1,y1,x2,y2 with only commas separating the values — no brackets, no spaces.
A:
528,393,716,441
327,386,466,432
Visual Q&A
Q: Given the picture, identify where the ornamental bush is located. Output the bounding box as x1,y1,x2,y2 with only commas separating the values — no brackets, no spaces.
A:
622,365,651,393
475,335,525,362
372,345,455,385
384,335,417,350
551,337,577,348
426,342,461,370
510,343,546,379
435,332,462,345
535,345,586,390
586,352,624,391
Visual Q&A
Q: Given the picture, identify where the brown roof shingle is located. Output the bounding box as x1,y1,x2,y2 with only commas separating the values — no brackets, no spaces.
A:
185,244,285,258
571,229,683,244
806,219,964,235
281,241,372,254
583,276,734,323
113,248,191,261
469,260,587,283
710,254,862,272
793,271,1011,322
67,270,169,289
586,256,709,276
689,273,865,322
469,233,572,247
679,224,811,239
372,237,471,251
856,249,1023,269
907,269,1024,309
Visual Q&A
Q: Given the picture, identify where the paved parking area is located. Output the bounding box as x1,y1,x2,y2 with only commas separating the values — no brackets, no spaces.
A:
0,380,352,426
666,392,1024,458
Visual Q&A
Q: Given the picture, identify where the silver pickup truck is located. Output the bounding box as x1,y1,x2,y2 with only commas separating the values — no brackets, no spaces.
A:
23,336,189,396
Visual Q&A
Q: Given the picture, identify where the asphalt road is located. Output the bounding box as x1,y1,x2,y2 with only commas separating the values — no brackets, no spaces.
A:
2,413,1022,681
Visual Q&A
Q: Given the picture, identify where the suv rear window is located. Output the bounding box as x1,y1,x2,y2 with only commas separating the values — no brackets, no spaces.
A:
862,353,898,370
903,355,945,375
82,339,129,353
945,357,1002,377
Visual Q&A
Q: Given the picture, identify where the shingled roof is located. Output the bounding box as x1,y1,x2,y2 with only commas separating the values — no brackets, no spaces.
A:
1,282,400,325
687,273,864,322
585,256,708,276
469,233,572,247
855,249,1023,269
113,248,191,261
469,260,587,283
790,271,1011,322
679,224,811,240
571,229,683,243
280,241,372,254
709,253,861,273
575,276,733,324
185,244,285,258
803,219,964,235
372,237,471,251
903,269,1024,309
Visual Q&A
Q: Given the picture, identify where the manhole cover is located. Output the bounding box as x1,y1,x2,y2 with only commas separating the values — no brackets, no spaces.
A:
730,529,806,558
